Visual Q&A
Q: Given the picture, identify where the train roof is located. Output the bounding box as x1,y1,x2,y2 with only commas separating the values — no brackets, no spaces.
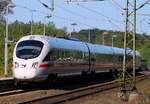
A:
17,35,140,57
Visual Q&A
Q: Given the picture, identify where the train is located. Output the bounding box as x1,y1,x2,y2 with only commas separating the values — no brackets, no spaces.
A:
12,35,141,85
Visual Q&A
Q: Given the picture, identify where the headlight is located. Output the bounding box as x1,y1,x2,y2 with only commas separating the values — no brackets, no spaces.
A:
14,62,19,69
32,62,39,68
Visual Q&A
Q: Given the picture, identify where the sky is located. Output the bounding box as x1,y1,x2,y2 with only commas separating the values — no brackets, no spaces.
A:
8,0,150,34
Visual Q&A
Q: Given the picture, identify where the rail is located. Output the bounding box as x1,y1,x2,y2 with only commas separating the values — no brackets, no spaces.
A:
21,75,146,104
0,77,14,92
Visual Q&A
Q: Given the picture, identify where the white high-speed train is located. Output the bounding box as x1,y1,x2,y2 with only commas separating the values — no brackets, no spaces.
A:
13,35,141,84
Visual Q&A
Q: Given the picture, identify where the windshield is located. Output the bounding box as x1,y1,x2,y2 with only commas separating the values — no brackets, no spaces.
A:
16,40,43,59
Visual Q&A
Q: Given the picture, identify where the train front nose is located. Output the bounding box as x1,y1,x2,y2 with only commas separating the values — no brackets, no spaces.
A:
13,39,47,82
13,61,39,81
13,61,48,82
13,68,37,80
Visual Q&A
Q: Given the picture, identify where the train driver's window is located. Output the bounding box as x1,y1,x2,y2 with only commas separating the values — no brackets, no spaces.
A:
43,52,50,62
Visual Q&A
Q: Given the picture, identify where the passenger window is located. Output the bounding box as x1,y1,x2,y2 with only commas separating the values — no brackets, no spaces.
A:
50,49,63,62
50,48,85,63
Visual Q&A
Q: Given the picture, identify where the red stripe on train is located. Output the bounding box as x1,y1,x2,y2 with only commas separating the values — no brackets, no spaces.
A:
39,64,51,68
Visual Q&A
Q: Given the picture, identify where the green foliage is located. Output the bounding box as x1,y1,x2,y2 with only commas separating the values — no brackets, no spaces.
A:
0,0,14,18
78,29,125,47
0,22,5,76
139,41,150,68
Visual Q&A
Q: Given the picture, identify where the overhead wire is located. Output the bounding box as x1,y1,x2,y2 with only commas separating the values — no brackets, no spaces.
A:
55,4,109,26
55,4,86,19
37,0,110,27
16,5,39,13
38,0,54,11
37,0,124,30
15,4,97,29
128,0,150,16
16,1,125,31
77,3,123,23
65,0,106,3
137,13,150,16
111,0,124,12
53,14,97,28
136,0,150,11
65,0,150,33
77,3,123,30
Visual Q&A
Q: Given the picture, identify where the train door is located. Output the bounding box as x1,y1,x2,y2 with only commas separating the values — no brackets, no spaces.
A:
84,43,91,72
84,43,96,73
90,53,96,73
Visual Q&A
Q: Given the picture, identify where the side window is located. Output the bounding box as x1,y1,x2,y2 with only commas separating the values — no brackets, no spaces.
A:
73,51,83,59
91,53,96,63
96,54,114,64
50,49,67,62
43,52,50,61
96,54,105,63
49,48,85,63
50,49,60,61
83,52,89,62
72,50,84,63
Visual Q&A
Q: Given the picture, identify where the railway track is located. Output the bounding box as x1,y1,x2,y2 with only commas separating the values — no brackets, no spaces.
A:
0,87,42,97
0,77,42,97
0,72,113,95
0,72,148,104
0,89,25,96
20,74,146,104
0,77,15,92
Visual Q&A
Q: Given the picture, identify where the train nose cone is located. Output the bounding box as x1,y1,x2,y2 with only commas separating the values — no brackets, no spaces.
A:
13,68,36,80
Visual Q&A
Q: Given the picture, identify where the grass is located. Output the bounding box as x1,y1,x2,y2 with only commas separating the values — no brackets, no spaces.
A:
0,64,13,77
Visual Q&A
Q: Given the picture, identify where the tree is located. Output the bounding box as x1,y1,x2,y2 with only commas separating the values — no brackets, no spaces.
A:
139,41,150,68
0,0,14,13
0,0,14,23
